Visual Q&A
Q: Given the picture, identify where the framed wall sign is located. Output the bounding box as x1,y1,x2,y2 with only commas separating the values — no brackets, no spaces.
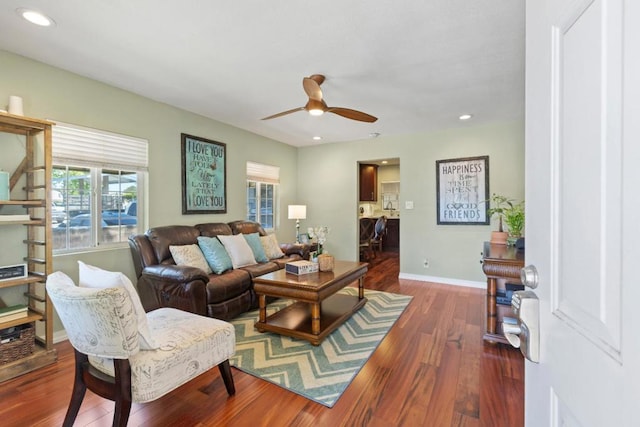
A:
181,133,227,214
436,155,489,225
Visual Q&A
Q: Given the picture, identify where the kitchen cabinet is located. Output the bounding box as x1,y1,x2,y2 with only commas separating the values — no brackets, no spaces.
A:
359,164,378,202
383,218,399,250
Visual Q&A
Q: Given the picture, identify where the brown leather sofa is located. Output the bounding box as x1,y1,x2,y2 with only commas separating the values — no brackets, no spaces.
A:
128,220,309,320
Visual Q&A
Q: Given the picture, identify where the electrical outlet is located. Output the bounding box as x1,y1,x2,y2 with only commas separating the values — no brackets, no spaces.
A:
423,258,430,268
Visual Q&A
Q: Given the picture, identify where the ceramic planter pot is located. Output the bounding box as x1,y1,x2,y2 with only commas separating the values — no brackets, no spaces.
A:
490,231,509,245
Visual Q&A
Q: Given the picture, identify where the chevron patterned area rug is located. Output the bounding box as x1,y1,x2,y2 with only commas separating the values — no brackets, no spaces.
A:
229,287,412,407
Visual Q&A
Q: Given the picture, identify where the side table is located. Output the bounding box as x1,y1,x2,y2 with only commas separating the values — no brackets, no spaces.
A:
481,241,524,344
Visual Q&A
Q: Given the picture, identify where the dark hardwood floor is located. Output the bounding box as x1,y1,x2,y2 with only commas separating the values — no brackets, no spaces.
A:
0,250,524,427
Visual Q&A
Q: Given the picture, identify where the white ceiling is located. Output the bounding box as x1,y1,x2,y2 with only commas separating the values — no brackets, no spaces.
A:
0,1,525,147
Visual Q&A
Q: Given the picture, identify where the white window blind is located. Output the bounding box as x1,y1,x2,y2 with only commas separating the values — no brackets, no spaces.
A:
52,121,148,171
246,161,279,184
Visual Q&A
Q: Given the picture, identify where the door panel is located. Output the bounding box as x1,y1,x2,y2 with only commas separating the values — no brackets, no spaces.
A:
525,0,639,426
552,0,622,358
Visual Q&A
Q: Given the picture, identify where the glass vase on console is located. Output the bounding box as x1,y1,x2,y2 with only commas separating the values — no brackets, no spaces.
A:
308,226,330,262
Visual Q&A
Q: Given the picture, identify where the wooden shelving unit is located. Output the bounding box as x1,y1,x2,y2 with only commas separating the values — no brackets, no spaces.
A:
0,112,57,382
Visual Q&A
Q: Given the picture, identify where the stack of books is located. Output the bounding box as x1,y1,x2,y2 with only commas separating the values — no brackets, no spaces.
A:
0,304,28,323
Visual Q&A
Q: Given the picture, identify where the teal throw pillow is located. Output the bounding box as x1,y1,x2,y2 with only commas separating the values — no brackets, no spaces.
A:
197,236,233,274
243,232,269,263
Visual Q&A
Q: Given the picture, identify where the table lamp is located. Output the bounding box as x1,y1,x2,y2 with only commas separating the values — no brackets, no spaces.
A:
288,205,307,243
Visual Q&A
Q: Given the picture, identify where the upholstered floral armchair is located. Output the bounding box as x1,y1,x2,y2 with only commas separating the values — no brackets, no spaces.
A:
46,265,236,427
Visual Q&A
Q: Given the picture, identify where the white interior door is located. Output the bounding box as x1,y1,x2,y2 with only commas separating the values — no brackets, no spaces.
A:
525,0,640,425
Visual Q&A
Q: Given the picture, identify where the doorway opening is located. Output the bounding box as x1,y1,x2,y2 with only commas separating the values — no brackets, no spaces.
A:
357,158,400,265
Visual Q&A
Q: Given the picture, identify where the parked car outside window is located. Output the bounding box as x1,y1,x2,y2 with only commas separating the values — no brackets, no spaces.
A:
51,202,66,224
57,213,137,228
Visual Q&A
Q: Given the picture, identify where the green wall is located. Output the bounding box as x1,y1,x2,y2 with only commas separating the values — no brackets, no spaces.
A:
1,50,524,337
0,50,299,336
297,121,524,284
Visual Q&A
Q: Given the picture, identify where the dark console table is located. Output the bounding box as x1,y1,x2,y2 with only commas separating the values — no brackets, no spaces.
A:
481,241,524,344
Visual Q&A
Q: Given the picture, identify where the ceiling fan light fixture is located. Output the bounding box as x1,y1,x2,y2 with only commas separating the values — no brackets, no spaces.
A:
17,8,55,27
306,99,325,116
263,74,376,123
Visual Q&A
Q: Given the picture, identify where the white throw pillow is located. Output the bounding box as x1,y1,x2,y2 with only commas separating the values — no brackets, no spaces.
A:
217,234,258,268
77,261,158,350
260,234,285,259
169,244,212,274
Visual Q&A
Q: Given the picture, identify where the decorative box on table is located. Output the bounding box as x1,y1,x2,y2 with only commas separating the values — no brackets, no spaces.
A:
285,260,319,275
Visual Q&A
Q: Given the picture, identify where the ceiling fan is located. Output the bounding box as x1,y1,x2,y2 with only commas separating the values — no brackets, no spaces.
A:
261,74,378,123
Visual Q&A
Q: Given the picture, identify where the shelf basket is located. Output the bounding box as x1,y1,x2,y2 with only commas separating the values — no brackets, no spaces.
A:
0,324,35,365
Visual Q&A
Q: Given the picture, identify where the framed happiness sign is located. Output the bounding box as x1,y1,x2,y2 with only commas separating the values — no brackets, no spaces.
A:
436,155,489,225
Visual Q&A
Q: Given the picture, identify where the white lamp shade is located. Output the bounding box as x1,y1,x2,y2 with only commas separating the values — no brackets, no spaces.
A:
288,205,307,220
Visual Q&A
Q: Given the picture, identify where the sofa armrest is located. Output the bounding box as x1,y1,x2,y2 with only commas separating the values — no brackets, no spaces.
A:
279,242,311,260
137,264,209,315
143,264,209,283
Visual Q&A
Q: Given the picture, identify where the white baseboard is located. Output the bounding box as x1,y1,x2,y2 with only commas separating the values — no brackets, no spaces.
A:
398,272,486,289
53,330,68,344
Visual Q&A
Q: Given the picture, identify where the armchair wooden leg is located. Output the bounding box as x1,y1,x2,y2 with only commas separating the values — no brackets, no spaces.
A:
112,359,133,427
63,350,89,427
218,360,236,395
112,398,132,427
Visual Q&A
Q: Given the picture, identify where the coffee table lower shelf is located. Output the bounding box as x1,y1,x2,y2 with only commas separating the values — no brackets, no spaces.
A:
255,293,367,346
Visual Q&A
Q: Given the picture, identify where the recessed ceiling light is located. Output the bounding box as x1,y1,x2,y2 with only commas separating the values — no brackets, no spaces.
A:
17,8,55,27
459,114,473,121
312,136,322,141
381,160,388,164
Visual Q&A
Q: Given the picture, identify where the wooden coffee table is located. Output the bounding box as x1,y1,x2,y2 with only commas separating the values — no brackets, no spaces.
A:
252,260,368,346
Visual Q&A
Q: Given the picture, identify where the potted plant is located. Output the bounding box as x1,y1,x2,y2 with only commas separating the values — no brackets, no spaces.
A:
503,201,525,245
486,193,520,245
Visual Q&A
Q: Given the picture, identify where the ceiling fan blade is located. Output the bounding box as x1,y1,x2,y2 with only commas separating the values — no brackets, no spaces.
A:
261,107,305,120
327,107,378,123
303,76,324,101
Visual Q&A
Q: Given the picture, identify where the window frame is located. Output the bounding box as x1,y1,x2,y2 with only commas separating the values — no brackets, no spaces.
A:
246,180,278,232
246,161,280,232
51,122,147,254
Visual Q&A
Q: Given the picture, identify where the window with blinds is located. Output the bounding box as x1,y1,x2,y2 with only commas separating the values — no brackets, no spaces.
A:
51,122,148,252
246,161,279,230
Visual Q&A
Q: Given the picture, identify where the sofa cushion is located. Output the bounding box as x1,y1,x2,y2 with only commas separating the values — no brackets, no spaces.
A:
260,234,285,259
169,244,212,274
228,220,266,236
243,232,269,263
205,269,252,304
197,236,233,274
218,234,257,268
195,222,233,238
146,225,201,265
239,261,280,278
77,261,158,350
